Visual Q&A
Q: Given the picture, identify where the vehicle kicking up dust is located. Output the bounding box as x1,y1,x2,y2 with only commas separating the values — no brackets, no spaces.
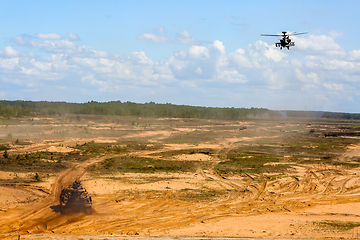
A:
59,180,92,215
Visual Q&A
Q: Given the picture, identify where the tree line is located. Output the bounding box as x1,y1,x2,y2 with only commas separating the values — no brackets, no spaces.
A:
0,100,359,120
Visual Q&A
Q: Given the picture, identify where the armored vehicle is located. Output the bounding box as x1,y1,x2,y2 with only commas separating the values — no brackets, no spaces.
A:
59,180,92,214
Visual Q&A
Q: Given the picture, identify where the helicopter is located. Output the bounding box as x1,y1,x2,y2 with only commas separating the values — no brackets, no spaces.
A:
261,31,307,50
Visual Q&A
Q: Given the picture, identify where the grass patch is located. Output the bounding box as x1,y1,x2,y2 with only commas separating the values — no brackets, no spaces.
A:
0,144,9,151
150,148,214,158
74,141,126,154
74,141,163,155
175,189,227,202
91,155,199,173
114,188,227,202
215,132,360,175
313,220,360,232
105,175,177,185
0,151,77,172
215,152,289,175
162,130,219,144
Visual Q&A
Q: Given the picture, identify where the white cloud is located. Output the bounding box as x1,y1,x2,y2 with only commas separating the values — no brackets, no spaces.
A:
303,56,360,73
36,33,62,39
218,69,247,83
176,30,200,45
157,26,166,34
348,50,360,61
295,70,320,84
137,33,171,43
263,45,287,62
169,40,226,80
210,40,225,55
66,32,80,41
188,45,209,59
294,33,346,56
13,34,99,56
329,30,344,38
82,75,103,86
14,34,32,45
0,58,19,70
31,39,78,53
229,48,253,68
0,46,19,57
130,51,154,65
195,67,202,74
323,82,344,91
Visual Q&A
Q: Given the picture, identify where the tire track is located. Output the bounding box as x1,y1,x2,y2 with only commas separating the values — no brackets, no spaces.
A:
0,153,122,235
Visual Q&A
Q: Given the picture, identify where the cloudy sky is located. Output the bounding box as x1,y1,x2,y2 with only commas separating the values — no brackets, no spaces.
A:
0,0,359,112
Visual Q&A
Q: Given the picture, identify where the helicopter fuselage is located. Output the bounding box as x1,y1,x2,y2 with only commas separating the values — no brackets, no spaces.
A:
276,36,295,50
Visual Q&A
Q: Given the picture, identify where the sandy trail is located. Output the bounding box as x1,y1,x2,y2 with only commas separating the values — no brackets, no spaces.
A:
0,153,122,236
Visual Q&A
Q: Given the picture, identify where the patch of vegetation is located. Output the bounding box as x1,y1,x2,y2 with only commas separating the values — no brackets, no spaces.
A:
74,141,126,155
124,141,163,151
0,151,76,172
173,188,228,202
74,141,162,156
150,148,214,158
90,155,199,174
280,136,360,167
162,130,215,144
106,175,177,185
3,150,9,159
215,131,360,175
313,220,360,232
215,150,289,175
34,172,41,182
0,144,9,151
114,189,227,203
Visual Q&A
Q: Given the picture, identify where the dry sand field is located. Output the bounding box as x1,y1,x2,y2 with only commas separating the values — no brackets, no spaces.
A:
1,116,360,239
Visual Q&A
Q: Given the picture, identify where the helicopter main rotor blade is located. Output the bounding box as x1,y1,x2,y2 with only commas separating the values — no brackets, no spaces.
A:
261,34,283,37
291,32,308,36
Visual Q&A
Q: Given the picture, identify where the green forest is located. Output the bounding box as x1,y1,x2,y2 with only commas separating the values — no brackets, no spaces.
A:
0,100,359,120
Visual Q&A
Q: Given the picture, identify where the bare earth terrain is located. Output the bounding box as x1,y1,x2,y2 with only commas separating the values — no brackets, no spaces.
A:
1,116,360,239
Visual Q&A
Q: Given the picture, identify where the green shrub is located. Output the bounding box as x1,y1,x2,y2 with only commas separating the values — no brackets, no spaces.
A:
34,173,41,182
3,150,9,159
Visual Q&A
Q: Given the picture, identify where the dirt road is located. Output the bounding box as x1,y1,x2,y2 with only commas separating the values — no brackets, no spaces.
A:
0,153,121,238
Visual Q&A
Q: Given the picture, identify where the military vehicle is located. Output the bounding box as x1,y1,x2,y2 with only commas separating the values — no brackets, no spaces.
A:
59,180,92,214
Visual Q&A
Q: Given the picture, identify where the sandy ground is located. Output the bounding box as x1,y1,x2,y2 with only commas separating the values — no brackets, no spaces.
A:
1,118,360,239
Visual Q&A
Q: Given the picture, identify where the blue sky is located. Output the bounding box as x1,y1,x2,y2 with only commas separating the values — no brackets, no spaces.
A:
0,0,360,113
